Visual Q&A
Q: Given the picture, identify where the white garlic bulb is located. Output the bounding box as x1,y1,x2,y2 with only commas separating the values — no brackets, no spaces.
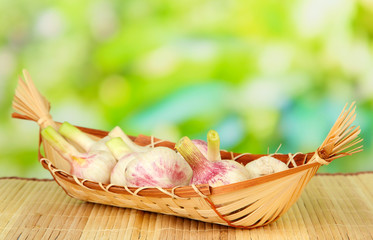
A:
42,126,116,183
125,147,193,187
105,137,136,186
245,156,289,178
106,137,193,188
71,150,116,183
176,130,250,187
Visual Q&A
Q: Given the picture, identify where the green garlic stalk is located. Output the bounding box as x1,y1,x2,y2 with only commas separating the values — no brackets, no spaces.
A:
42,126,116,183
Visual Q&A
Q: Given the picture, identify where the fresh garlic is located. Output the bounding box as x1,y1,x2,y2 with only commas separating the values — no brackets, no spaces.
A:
105,137,136,186
175,130,250,187
108,126,149,152
106,137,193,188
191,139,208,158
190,131,224,161
42,126,116,183
245,156,289,178
59,122,111,152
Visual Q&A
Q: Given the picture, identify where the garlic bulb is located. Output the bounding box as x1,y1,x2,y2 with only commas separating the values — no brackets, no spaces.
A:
245,156,289,178
42,126,116,183
105,137,136,186
108,126,149,152
59,122,111,152
106,137,193,188
176,130,250,187
192,139,208,158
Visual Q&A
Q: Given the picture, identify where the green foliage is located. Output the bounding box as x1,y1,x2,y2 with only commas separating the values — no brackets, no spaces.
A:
1,0,372,177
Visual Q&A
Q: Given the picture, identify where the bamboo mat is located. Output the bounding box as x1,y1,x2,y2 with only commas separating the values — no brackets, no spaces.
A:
0,173,372,240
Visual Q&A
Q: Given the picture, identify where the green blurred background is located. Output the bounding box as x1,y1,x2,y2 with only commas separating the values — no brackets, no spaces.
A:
0,0,372,178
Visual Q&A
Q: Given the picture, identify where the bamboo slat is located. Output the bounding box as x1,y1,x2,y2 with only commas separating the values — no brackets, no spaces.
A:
0,174,372,239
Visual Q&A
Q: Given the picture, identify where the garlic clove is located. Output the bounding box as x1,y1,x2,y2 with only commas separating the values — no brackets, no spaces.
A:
245,156,289,179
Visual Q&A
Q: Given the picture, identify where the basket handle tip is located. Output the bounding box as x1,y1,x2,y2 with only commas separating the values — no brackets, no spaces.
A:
309,102,363,165
12,70,57,129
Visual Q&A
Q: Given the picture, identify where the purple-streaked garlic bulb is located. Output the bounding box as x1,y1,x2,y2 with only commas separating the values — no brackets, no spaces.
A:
41,126,116,183
106,137,193,188
192,139,208,157
245,156,289,178
59,122,111,152
175,130,250,187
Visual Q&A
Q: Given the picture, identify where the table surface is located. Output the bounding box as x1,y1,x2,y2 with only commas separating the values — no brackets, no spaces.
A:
0,173,372,240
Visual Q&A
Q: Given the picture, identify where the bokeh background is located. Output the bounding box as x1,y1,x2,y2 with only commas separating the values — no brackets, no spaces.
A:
1,0,372,178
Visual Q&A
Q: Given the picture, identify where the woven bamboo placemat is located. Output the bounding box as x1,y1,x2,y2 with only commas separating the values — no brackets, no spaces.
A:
0,173,372,240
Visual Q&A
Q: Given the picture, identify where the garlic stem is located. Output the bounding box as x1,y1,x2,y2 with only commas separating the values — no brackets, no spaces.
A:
59,122,96,152
108,126,146,152
41,126,80,162
207,130,221,162
175,136,209,171
106,137,133,160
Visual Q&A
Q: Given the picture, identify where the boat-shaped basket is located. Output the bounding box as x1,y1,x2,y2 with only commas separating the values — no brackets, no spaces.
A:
11,70,363,228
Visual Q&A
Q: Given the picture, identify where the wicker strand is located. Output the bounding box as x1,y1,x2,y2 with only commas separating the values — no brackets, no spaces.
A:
303,154,308,164
37,113,53,126
154,187,185,199
124,186,139,197
203,197,252,229
191,184,207,198
233,153,252,161
220,150,235,160
286,152,302,167
73,177,92,191
150,136,155,148
103,184,115,193
171,186,184,198
145,138,167,148
41,158,69,176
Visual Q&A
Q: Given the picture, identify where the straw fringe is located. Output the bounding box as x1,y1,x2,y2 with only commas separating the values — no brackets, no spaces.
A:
12,70,56,129
307,102,362,165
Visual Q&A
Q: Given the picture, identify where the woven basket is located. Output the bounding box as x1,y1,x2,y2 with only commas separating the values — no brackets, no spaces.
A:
11,70,362,228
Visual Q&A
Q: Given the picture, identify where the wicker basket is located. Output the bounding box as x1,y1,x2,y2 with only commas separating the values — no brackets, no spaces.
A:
11,70,362,228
